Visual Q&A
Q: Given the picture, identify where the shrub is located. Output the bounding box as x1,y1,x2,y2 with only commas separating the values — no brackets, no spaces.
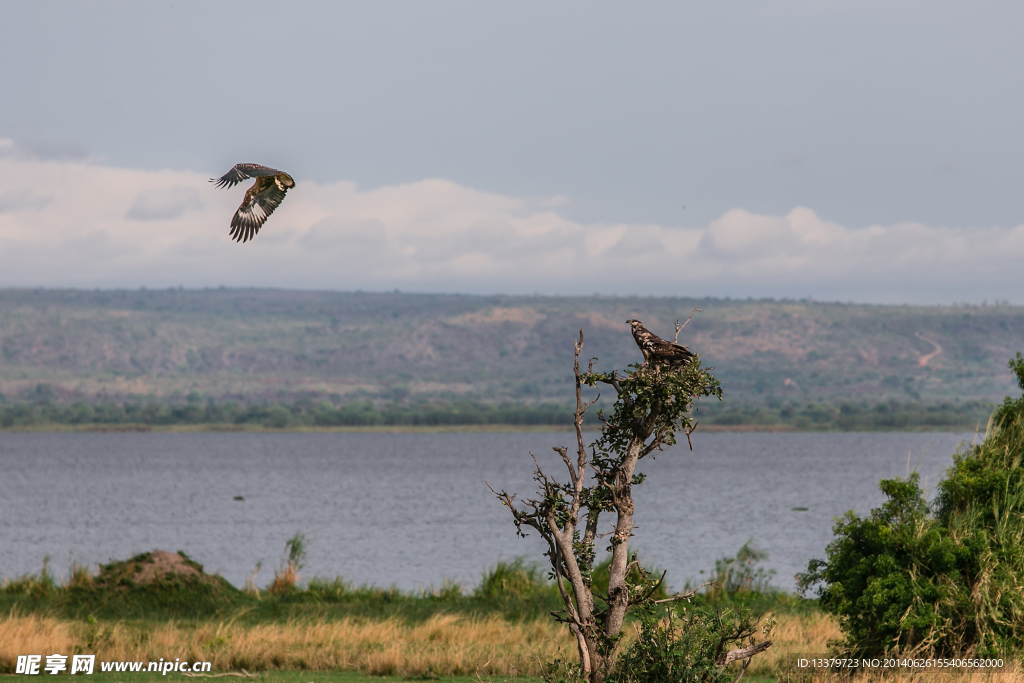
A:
702,540,776,602
586,556,671,605
269,533,307,594
474,558,553,602
799,352,1024,657
609,606,771,683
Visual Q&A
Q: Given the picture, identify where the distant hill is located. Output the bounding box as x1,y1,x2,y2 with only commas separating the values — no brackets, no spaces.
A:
0,289,1022,412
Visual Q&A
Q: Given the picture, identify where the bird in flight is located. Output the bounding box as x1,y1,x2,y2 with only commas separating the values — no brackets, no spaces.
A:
211,163,295,243
626,319,695,367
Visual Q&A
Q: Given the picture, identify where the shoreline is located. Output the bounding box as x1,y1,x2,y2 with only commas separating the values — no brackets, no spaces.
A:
0,423,978,434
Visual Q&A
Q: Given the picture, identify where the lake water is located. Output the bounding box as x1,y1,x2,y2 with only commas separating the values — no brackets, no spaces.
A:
0,430,975,592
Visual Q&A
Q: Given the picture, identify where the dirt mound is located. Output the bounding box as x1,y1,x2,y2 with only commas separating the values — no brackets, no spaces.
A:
95,550,219,588
131,551,203,585
59,550,246,618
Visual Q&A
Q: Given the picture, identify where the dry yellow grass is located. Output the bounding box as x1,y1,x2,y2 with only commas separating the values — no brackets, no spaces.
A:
614,611,1020,683
268,565,299,595
0,611,574,678
747,611,1024,683
0,612,77,670
801,666,1024,683
2,609,1020,682
747,610,843,677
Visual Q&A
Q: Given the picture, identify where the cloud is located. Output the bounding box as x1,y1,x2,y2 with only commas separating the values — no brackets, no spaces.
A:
696,207,1024,283
298,216,387,252
0,190,52,214
0,137,90,161
126,187,203,221
0,147,1021,303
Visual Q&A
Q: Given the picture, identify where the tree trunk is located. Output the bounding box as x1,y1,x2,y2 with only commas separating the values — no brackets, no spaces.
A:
490,329,726,683
605,437,643,642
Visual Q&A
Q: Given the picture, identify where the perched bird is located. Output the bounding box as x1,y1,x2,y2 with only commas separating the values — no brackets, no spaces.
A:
211,163,295,243
626,319,695,366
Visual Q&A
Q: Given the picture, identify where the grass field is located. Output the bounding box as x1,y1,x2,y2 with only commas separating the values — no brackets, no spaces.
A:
2,608,1019,682
0,611,570,679
0,673,531,683
2,546,1020,682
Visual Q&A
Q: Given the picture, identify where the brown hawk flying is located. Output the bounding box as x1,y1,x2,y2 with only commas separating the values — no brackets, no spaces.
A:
627,319,695,366
211,163,295,243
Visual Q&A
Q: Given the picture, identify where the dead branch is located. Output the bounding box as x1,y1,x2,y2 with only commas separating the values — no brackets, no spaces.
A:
568,330,593,515
652,581,714,605
719,639,772,666
674,308,702,343
554,446,578,485
684,421,698,451
181,671,257,679
731,656,752,683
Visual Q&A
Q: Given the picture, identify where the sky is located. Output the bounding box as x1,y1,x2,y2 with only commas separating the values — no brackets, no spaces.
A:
1,1,1023,303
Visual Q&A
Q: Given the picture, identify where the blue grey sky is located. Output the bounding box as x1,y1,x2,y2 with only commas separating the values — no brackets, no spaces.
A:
1,1,1023,302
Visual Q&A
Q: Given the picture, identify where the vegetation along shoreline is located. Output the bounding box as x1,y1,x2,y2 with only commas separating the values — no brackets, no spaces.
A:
0,396,993,432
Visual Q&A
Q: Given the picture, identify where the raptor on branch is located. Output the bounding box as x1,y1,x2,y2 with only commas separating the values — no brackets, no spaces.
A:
626,319,695,367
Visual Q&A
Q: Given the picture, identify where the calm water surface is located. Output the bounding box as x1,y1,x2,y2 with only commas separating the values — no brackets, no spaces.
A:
0,431,974,592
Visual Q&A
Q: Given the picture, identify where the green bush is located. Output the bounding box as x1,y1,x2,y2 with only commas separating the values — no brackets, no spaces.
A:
471,559,562,620
799,352,1024,657
609,606,768,683
688,542,810,616
585,555,671,605
702,539,776,601
473,558,553,601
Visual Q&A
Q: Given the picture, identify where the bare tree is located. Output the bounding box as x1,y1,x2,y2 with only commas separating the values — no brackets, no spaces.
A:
489,328,770,683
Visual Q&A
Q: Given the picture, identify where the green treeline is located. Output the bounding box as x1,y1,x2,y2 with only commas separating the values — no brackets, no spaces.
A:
0,399,588,429
0,396,993,430
704,398,992,431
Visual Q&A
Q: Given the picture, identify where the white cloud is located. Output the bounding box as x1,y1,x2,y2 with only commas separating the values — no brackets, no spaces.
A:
126,187,203,221
0,190,52,214
0,137,90,162
0,144,1022,303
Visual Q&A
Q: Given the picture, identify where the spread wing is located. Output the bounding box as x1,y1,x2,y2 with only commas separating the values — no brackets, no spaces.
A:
228,183,289,243
211,163,284,189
